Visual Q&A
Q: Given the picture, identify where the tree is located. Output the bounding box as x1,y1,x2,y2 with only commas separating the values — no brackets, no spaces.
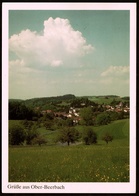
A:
82,127,97,145
96,112,111,126
63,118,73,127
52,118,63,129
44,120,53,130
26,124,39,145
9,124,26,145
80,107,93,126
109,112,119,121
118,111,125,120
43,112,54,121
9,101,37,120
102,132,113,144
22,120,33,130
57,127,80,146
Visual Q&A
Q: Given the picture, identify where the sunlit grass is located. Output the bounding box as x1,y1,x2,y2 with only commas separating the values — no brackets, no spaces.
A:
9,142,129,182
9,119,129,182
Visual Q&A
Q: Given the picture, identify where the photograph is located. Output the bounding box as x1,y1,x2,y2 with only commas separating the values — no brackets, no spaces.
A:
2,2,136,194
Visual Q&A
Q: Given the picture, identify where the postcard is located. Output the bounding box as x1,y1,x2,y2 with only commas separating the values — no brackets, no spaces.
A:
2,2,136,194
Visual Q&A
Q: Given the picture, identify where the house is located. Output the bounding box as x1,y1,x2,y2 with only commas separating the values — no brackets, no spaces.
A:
72,117,81,125
67,114,72,118
68,107,79,116
74,112,79,117
54,112,67,118
119,102,123,107
124,108,130,113
41,110,53,115
115,108,122,112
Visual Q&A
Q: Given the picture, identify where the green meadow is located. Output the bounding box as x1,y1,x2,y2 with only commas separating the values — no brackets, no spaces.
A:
9,119,129,182
88,96,127,105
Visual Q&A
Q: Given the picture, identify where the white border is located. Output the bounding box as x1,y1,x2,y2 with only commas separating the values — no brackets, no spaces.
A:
2,2,136,10
2,2,136,193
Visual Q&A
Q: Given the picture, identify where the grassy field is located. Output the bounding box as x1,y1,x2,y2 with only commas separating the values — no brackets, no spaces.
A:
9,119,129,182
88,96,124,104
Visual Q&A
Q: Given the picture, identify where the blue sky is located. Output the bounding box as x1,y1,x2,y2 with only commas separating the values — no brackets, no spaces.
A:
9,10,130,99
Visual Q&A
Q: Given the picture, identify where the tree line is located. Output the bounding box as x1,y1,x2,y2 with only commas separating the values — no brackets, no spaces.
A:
9,121,113,146
9,101,40,120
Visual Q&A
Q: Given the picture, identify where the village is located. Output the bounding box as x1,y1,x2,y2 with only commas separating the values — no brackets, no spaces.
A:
40,100,130,124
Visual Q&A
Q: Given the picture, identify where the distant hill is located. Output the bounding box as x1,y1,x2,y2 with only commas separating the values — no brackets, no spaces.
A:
9,99,23,102
25,94,76,102
9,94,75,102
9,94,76,109
121,96,130,100
95,95,120,98
9,94,129,109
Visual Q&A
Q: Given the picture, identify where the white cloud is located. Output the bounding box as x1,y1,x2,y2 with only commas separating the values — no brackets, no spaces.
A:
99,65,129,95
9,59,41,75
101,65,129,77
9,17,93,70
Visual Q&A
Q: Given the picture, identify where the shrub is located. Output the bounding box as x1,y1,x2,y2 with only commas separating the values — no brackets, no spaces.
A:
31,135,47,146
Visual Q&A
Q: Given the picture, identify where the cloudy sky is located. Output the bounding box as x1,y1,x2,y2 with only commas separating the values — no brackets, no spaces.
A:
9,10,130,99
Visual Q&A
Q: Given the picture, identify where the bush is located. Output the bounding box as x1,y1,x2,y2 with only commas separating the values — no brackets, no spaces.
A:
31,135,47,146
82,127,97,145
